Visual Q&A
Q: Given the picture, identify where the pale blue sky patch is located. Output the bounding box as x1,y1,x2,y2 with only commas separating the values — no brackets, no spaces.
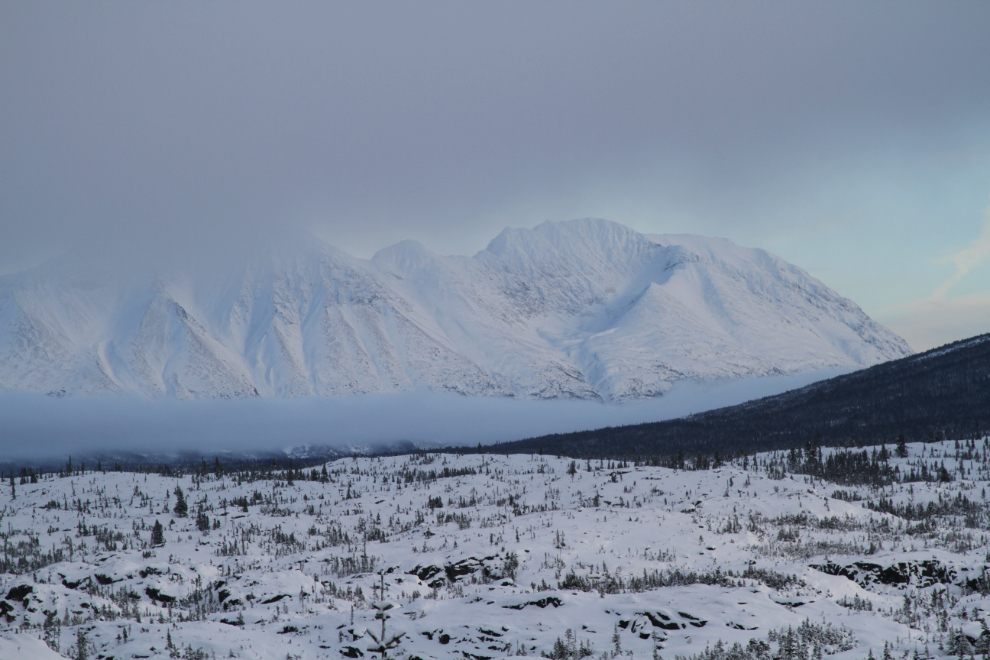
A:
931,203,990,300
875,196,990,349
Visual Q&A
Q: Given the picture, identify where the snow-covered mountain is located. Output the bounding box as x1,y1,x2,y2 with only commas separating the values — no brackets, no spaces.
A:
0,219,912,400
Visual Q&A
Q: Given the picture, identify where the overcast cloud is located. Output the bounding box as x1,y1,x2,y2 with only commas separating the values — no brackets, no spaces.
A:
2,2,989,346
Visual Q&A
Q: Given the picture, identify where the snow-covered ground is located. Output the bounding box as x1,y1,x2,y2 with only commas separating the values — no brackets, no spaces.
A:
3,439,988,660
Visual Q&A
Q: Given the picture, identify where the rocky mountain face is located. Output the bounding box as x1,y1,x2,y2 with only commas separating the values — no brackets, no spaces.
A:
0,219,912,400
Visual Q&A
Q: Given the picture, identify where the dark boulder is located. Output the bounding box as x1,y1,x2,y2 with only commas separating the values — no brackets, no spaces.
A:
409,555,502,587
61,577,90,590
145,587,175,604
5,585,32,602
408,565,444,582
641,612,682,630
502,596,563,610
811,559,957,589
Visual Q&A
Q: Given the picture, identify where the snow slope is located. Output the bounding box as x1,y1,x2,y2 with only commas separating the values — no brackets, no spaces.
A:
0,219,912,401
2,440,988,659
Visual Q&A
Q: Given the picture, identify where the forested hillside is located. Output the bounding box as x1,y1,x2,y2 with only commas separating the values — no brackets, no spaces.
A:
483,333,990,459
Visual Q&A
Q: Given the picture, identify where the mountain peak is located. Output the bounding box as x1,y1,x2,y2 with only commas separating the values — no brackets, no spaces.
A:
371,239,438,272
484,218,651,260
0,220,912,400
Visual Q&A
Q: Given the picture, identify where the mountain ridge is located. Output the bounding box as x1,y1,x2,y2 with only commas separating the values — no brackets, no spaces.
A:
482,332,990,458
0,219,912,400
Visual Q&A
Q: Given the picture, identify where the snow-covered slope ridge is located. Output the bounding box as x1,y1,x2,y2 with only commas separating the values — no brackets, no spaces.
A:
0,219,912,400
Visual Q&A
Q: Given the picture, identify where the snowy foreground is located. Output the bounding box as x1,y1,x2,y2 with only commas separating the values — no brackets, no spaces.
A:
3,441,990,660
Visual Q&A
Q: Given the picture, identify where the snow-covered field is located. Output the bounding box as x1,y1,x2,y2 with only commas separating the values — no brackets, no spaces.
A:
3,439,989,660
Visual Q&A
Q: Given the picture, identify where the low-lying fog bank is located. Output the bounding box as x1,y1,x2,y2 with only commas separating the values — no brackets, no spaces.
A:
0,368,848,463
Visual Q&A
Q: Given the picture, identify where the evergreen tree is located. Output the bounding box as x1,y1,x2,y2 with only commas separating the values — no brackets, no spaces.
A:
151,520,165,547
896,433,909,458
76,626,89,660
652,634,663,660
781,627,797,660
173,486,188,517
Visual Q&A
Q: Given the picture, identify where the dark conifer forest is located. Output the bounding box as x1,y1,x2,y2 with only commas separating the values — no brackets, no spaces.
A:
479,333,990,460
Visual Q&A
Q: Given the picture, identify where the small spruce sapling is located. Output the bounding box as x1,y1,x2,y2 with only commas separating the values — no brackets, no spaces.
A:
151,520,165,547
365,571,405,658
76,626,89,660
896,433,909,458
173,486,188,518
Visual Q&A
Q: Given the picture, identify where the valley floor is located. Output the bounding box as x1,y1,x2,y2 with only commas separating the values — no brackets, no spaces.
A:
3,439,990,660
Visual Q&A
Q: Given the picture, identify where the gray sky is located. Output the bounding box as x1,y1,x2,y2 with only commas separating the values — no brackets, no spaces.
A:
3,1,989,350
